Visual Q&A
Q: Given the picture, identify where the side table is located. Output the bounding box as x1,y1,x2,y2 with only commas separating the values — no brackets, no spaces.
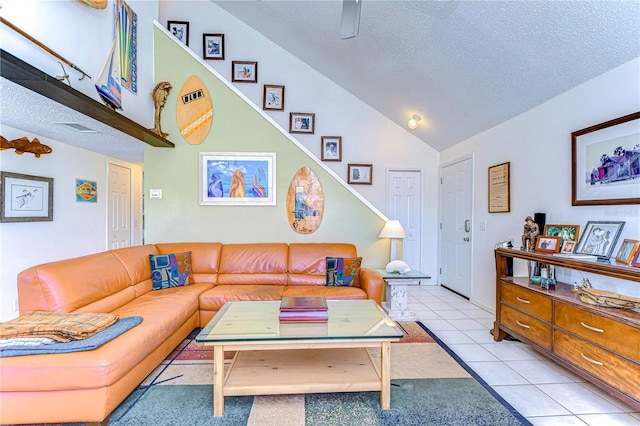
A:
376,269,431,321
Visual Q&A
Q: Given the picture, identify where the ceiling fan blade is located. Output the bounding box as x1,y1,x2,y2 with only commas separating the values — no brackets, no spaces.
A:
340,0,361,40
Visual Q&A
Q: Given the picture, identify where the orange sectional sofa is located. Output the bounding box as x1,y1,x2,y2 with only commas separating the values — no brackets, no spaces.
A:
0,242,383,425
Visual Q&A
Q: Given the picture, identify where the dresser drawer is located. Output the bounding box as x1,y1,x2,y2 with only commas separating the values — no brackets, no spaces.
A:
500,283,552,322
500,304,552,350
554,330,640,401
555,302,639,362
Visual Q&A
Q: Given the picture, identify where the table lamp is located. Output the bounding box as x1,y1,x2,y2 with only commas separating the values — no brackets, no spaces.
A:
378,220,408,266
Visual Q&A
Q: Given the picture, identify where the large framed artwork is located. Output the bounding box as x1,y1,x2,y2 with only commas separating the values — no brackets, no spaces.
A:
199,152,276,206
0,171,53,222
571,111,640,206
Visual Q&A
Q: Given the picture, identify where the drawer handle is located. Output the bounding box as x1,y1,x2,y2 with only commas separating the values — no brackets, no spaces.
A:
516,320,530,329
580,352,603,366
516,297,531,304
580,322,604,333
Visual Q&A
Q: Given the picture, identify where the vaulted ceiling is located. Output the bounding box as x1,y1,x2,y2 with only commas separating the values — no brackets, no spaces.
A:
214,0,640,151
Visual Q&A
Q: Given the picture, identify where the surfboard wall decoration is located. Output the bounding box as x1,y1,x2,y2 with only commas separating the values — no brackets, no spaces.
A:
176,75,213,145
76,0,108,10
286,167,324,234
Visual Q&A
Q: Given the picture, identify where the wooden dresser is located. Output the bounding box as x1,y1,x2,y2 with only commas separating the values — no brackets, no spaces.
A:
494,248,640,409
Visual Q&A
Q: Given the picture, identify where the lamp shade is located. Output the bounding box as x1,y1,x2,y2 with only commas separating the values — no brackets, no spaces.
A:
378,220,408,239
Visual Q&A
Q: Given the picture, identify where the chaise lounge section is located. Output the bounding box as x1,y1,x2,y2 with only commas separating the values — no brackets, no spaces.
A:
0,242,383,425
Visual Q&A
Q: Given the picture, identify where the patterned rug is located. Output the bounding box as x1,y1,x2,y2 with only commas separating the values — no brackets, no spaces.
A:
105,322,530,425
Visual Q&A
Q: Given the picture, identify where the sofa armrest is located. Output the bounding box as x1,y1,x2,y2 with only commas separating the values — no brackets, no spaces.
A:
359,268,384,305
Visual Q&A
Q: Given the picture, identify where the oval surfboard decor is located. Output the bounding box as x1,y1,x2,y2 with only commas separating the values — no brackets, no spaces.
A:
286,167,324,234
176,75,213,145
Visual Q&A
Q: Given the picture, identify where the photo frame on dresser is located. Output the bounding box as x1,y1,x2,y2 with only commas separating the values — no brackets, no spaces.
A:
615,239,639,265
574,220,625,260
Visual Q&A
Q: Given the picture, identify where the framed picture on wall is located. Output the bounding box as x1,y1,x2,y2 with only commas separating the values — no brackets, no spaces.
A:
0,171,53,222
199,152,276,206
263,85,285,111
203,33,224,60
347,164,372,185
232,61,258,83
571,111,640,206
321,136,342,161
289,112,315,134
167,20,189,46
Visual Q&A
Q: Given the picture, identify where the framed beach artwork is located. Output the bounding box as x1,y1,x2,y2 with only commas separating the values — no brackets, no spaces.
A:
0,171,53,222
571,111,640,206
199,152,276,206
232,61,258,83
574,220,625,260
167,20,189,46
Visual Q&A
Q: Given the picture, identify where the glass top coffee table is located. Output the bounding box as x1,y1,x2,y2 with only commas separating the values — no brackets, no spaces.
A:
196,299,403,416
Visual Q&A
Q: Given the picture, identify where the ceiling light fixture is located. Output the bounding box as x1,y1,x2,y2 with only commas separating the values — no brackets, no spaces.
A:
407,115,421,130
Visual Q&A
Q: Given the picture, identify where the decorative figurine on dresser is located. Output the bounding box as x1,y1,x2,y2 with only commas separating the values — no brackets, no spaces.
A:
521,215,540,251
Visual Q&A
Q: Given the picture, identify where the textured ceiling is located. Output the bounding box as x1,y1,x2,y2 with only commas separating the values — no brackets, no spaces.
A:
1,1,638,163
214,0,640,151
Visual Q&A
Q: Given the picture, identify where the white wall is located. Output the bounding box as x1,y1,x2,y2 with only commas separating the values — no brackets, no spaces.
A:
0,125,143,320
442,57,640,312
0,0,159,128
158,1,441,276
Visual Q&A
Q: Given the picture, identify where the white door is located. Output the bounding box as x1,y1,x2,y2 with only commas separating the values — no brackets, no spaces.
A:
386,169,422,272
439,157,473,298
107,163,132,249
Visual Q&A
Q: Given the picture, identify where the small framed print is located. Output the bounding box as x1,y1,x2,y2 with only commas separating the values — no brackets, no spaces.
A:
348,164,373,185
263,85,285,111
167,20,189,46
631,247,640,268
321,136,342,162
574,220,625,260
203,33,224,60
232,61,258,83
289,112,315,134
535,236,562,253
0,171,53,222
560,240,576,254
615,239,639,265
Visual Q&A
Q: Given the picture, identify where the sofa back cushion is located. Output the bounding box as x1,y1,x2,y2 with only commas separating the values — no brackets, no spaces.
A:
17,251,135,313
217,243,288,285
155,242,222,284
288,243,358,286
110,245,160,296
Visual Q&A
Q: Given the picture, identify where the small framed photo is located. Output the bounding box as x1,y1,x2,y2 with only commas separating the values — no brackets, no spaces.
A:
631,247,640,268
348,164,373,185
203,33,224,60
535,236,562,253
263,85,285,111
543,224,580,245
167,20,189,46
321,136,342,161
0,171,53,222
289,112,315,134
560,240,576,254
574,220,625,260
615,239,639,265
232,61,258,83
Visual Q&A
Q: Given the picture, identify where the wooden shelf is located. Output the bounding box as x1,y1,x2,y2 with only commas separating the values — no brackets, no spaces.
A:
0,49,174,149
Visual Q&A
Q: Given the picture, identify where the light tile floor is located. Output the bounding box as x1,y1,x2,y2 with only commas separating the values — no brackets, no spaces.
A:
408,284,640,426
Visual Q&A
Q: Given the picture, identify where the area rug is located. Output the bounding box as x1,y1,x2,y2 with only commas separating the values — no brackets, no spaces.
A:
107,322,531,426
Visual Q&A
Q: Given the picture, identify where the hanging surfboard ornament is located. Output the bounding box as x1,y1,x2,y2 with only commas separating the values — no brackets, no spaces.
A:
76,0,108,10
176,75,213,145
95,15,123,110
286,167,324,234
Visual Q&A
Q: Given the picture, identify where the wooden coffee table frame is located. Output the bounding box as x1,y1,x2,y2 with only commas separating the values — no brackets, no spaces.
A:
208,338,396,416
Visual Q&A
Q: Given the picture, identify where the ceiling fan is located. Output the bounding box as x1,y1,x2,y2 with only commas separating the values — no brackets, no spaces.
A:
340,0,362,39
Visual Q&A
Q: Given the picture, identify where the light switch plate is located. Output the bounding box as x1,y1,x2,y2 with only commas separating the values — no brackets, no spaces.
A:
150,189,162,199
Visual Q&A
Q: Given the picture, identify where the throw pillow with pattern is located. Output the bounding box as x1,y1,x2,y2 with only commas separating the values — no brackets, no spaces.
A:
326,256,362,287
149,251,193,290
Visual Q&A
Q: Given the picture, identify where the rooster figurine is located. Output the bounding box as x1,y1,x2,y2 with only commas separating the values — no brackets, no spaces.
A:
148,81,172,138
